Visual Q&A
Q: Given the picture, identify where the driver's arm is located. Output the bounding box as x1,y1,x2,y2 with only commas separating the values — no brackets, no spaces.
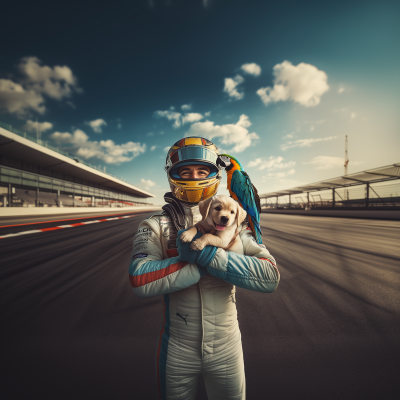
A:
129,217,203,298
206,226,279,293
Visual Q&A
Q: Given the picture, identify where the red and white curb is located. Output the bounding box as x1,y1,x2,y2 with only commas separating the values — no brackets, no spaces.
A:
0,215,137,240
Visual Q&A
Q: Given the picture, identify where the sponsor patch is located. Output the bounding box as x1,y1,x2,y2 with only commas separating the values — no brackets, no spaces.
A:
131,253,148,261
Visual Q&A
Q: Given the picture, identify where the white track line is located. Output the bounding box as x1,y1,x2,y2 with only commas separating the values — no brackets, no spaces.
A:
0,215,137,240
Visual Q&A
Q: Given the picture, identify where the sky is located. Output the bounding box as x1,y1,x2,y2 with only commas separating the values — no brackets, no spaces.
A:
0,0,399,205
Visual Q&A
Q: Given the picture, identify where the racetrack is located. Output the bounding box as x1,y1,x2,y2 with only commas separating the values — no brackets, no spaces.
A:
1,212,399,399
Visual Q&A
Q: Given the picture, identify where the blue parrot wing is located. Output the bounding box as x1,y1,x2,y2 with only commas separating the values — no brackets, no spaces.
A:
231,169,262,238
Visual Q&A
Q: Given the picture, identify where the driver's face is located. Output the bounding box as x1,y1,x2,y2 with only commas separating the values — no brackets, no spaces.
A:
178,165,210,179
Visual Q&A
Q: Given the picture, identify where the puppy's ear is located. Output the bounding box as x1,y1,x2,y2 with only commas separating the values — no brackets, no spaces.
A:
236,203,247,227
198,197,213,220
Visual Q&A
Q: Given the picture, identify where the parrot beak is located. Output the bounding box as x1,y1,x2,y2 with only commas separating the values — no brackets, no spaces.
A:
216,155,231,169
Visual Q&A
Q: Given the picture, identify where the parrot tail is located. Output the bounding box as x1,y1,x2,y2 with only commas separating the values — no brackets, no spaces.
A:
248,217,263,244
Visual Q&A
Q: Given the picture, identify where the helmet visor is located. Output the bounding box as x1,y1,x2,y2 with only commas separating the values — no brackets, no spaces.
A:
169,146,219,168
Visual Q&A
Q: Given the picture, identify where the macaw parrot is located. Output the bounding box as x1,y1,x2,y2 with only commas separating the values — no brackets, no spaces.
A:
219,154,263,244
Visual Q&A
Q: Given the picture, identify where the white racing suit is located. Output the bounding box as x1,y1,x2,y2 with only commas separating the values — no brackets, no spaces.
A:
129,204,279,400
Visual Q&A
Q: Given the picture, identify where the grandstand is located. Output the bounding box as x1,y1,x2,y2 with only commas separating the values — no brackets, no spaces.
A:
0,121,155,208
260,163,400,210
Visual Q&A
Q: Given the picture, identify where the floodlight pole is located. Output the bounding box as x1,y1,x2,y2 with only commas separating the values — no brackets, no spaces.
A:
344,135,349,201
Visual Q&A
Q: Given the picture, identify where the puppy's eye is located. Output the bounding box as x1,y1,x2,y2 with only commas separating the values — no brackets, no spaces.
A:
231,210,235,214
215,206,221,211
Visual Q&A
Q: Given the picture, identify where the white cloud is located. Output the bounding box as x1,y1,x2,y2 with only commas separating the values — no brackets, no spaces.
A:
151,145,157,151
0,79,45,116
186,114,258,153
50,129,145,164
164,146,170,152
265,169,296,178
241,63,261,77
223,75,244,100
305,156,344,170
305,156,362,170
86,118,107,133
155,109,203,127
351,112,356,119
182,113,203,124
338,87,345,94
141,178,156,190
155,110,182,128
284,133,294,139
0,57,81,117
248,156,296,170
181,104,192,110
204,111,211,117
19,56,81,100
22,119,53,133
257,61,329,107
281,136,337,151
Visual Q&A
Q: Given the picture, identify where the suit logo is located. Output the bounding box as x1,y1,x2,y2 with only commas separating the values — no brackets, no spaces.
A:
176,312,188,325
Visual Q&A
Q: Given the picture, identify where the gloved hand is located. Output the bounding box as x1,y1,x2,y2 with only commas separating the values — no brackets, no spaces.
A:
176,229,217,270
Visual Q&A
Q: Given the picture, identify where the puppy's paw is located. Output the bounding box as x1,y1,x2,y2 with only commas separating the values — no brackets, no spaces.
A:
180,231,195,243
191,239,205,251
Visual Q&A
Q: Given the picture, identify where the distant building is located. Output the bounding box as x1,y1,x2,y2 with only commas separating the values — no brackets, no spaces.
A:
0,121,155,208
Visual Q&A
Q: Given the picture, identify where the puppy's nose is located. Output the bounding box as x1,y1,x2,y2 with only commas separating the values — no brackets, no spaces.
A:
220,216,229,224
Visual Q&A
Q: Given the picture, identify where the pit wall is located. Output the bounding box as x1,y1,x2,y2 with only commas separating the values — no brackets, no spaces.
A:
262,209,400,220
0,206,161,217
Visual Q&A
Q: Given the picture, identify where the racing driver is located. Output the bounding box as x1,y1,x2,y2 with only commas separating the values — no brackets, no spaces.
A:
129,137,279,400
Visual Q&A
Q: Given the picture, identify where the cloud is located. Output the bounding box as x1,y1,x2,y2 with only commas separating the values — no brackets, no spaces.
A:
155,110,182,128
22,119,53,133
182,113,203,124
50,129,145,164
281,136,337,151
86,118,107,133
264,169,296,178
304,156,344,170
0,57,81,117
351,112,356,119
140,178,156,190
248,156,296,170
241,63,261,77
305,156,362,170
204,111,211,117
181,104,191,110
338,87,345,94
155,109,203,128
19,57,81,100
164,146,170,152
284,133,294,139
223,75,244,100
151,145,157,151
257,61,329,107
0,79,45,116
186,114,258,152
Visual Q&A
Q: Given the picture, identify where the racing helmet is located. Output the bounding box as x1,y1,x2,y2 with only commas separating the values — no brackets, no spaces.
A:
164,137,230,203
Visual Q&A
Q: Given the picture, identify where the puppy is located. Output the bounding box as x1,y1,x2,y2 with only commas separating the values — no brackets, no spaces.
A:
180,195,247,254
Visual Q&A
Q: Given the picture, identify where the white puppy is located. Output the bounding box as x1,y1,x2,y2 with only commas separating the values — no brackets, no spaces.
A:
180,195,247,254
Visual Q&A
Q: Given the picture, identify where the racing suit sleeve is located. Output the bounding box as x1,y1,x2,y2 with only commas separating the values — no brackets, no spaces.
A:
129,217,204,298
206,226,280,293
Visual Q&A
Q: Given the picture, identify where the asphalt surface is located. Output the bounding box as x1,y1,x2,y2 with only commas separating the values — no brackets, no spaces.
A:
1,213,399,400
